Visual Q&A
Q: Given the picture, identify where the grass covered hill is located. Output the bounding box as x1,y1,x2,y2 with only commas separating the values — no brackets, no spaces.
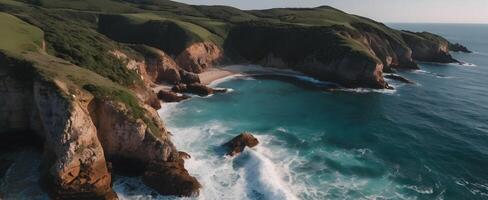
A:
1,0,465,88
0,0,470,199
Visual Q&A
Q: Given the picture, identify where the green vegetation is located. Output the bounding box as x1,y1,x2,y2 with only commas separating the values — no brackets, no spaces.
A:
0,0,458,134
0,0,413,64
0,5,160,137
0,12,43,54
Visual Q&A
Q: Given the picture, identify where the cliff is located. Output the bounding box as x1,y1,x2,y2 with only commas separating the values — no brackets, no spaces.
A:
0,0,471,199
91,2,468,89
0,10,199,199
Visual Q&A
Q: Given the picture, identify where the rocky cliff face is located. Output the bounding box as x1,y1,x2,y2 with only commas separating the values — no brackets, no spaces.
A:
175,42,223,73
400,31,459,63
34,80,114,199
0,52,200,199
222,22,465,88
223,23,390,88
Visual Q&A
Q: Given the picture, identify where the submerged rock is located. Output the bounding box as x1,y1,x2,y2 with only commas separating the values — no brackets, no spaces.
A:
384,74,414,84
143,160,201,197
223,132,260,156
157,90,190,102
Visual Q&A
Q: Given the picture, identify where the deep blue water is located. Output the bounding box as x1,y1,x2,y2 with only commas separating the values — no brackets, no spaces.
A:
122,24,488,200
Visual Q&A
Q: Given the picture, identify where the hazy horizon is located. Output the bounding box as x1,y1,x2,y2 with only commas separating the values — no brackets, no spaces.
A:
172,0,488,24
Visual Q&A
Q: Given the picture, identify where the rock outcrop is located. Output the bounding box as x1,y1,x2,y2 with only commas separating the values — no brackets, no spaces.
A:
143,159,201,197
0,52,201,199
175,42,223,73
179,69,201,84
384,74,414,84
449,43,472,53
172,83,224,96
157,90,190,102
34,80,114,200
400,31,459,63
134,47,183,84
223,133,259,156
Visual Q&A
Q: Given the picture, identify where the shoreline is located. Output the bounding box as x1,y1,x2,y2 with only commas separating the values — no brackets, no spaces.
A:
199,65,309,86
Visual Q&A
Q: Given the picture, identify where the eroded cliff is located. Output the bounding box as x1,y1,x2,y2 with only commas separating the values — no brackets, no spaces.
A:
0,48,200,199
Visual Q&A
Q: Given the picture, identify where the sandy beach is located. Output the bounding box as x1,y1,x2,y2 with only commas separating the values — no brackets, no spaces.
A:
152,65,308,93
199,65,306,86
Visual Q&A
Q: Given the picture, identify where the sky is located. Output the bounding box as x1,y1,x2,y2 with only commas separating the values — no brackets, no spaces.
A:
172,0,488,24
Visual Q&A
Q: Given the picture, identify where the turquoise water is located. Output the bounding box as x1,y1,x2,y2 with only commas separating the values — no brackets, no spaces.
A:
114,24,488,200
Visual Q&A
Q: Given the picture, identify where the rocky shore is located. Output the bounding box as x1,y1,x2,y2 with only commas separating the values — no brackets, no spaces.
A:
0,1,472,199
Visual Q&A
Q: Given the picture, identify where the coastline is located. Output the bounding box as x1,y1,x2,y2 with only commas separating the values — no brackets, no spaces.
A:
199,65,309,86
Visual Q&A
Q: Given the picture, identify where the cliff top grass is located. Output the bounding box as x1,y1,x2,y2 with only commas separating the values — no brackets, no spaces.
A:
0,12,43,54
0,11,161,138
0,0,410,61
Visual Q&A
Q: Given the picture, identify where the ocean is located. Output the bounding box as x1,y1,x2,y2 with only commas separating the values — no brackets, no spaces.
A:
2,24,488,200
117,24,488,200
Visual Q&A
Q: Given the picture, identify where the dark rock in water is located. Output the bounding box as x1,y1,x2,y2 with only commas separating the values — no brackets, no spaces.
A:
157,90,190,102
384,74,414,84
186,83,214,96
223,132,259,156
143,160,201,197
179,70,201,84
173,83,216,96
212,88,228,93
449,43,472,53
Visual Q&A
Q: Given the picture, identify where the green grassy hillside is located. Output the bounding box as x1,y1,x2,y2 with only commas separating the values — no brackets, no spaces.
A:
0,12,43,54
0,0,461,89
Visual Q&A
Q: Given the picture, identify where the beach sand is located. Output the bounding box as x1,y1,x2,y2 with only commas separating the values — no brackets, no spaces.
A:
152,65,307,93
198,67,237,85
199,65,305,86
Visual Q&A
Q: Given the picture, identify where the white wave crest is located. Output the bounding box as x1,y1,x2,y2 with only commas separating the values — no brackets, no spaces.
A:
239,148,299,200
473,51,488,56
339,87,397,95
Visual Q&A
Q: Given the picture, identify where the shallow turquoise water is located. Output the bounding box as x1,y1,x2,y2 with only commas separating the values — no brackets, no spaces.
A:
113,24,488,200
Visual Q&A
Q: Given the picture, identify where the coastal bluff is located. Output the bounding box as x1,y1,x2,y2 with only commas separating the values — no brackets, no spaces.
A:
0,0,470,199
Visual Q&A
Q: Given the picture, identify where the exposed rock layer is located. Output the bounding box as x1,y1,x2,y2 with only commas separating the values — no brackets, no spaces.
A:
0,53,200,199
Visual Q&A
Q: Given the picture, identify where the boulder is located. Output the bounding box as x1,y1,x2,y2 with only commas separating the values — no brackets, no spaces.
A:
172,83,215,96
212,88,228,93
179,70,200,84
157,90,190,102
186,83,214,96
142,160,201,197
223,132,259,156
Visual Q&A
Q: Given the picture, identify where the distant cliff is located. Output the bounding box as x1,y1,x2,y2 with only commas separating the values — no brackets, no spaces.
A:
0,0,470,199
95,5,469,89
